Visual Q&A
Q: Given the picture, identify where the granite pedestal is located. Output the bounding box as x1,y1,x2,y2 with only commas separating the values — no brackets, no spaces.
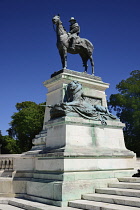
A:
0,69,136,206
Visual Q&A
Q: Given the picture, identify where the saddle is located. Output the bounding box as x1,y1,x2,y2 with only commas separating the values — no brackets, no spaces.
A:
68,35,81,48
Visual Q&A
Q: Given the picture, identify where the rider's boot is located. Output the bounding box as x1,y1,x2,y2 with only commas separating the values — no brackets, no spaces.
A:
70,38,75,50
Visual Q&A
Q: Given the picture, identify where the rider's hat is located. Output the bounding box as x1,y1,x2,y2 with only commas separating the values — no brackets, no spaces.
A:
69,17,76,22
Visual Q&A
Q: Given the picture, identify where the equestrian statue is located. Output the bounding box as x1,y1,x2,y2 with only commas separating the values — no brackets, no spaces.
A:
52,15,94,75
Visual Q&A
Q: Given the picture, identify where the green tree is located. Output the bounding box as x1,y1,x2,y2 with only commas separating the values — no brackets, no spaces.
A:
2,136,20,154
8,101,45,152
0,131,20,154
108,70,140,156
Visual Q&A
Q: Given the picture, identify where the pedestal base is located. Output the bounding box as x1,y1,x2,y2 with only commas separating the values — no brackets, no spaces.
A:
0,70,136,207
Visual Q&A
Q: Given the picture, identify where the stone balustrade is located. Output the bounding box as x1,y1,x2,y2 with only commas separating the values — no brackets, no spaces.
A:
0,157,13,170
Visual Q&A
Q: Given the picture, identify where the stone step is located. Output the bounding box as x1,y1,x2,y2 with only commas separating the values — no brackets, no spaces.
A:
35,131,47,138
118,177,140,183
82,193,140,208
0,204,24,210
0,198,9,204
9,198,77,210
96,187,140,198
0,171,13,177
109,182,140,190
69,199,140,210
0,177,12,180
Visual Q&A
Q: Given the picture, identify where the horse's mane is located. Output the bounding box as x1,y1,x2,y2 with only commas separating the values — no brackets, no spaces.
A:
59,20,67,32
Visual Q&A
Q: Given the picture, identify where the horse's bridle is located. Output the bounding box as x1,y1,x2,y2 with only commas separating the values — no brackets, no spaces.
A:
52,18,66,36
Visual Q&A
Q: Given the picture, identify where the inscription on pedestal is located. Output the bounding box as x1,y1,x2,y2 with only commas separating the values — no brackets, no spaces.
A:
83,96,102,106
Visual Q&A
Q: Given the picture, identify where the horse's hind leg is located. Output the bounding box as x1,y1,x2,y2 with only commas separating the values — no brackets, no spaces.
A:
90,55,94,75
83,59,88,73
84,62,88,73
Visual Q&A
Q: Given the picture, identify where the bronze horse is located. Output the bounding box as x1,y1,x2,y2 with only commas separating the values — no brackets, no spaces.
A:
52,15,94,75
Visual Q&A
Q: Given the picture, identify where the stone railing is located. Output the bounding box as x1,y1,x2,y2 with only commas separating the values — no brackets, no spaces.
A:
0,157,13,170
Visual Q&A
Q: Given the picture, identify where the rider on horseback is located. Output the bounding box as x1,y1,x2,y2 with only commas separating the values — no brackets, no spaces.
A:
68,17,80,50
52,15,94,74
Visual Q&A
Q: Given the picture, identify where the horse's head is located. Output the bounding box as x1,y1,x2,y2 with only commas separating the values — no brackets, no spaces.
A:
52,15,60,25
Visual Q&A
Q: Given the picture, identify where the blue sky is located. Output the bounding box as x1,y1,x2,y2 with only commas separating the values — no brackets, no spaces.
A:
0,0,140,135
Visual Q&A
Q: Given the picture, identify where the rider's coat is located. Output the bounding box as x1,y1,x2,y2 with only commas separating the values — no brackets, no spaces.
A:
69,22,80,35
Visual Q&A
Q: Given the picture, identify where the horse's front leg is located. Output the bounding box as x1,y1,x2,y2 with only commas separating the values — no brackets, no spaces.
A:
80,54,88,73
64,51,67,69
59,49,67,69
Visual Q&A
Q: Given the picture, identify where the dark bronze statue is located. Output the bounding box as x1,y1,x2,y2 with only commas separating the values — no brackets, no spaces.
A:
52,15,94,75
48,81,116,124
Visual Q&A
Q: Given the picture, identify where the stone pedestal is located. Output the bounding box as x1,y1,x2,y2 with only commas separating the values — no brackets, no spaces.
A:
43,69,109,126
0,69,136,207
45,116,126,152
24,69,135,206
32,69,110,151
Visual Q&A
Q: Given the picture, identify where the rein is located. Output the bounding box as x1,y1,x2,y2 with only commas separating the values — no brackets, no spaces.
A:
53,23,56,32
